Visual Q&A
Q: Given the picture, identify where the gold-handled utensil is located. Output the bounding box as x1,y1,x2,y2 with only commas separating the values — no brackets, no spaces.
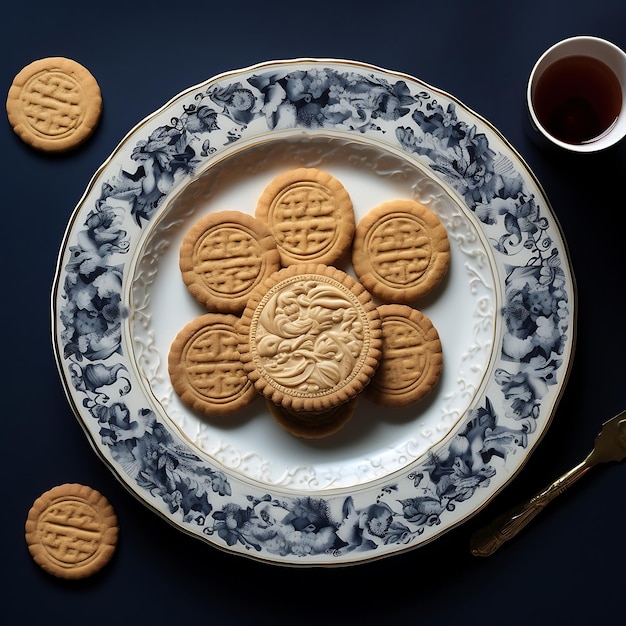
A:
470,409,626,557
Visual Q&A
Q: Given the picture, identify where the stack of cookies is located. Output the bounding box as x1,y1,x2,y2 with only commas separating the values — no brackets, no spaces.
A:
168,167,449,438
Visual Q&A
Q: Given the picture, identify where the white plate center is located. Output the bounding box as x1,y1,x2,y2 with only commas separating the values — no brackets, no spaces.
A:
130,136,499,491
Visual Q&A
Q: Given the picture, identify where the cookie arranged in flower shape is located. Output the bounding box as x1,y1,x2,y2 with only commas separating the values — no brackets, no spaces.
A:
168,313,257,416
180,210,280,314
352,199,450,303
238,264,382,415
169,170,448,437
366,304,443,407
255,168,355,267
266,396,359,439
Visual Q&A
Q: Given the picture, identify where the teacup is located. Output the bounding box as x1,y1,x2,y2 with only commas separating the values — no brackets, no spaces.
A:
526,36,626,153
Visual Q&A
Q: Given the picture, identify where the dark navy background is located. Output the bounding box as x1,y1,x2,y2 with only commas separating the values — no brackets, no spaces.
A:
2,1,624,623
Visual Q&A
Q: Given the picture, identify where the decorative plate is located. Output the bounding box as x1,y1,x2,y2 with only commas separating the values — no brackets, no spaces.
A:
52,59,575,566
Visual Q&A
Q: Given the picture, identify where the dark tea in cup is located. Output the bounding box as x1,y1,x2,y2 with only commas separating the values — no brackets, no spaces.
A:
534,55,622,144
527,37,626,153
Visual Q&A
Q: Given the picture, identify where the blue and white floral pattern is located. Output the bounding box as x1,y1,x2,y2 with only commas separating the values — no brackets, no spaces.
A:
53,60,573,565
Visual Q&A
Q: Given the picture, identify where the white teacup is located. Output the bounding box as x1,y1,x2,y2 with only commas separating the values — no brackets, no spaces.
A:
526,36,626,153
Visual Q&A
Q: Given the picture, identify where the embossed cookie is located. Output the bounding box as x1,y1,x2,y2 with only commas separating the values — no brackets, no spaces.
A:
6,57,102,152
25,483,118,579
266,396,359,439
366,304,443,407
239,264,382,414
255,168,355,266
169,313,257,417
352,200,450,303
180,210,281,314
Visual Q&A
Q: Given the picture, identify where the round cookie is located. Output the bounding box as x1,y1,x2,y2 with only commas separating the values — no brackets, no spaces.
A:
352,200,450,303
366,304,443,407
180,210,280,314
168,312,257,417
266,396,359,439
255,168,355,266
238,264,382,414
6,57,102,152
25,483,118,579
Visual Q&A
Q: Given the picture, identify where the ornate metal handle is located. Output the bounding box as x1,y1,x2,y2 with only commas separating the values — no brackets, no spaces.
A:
470,458,593,557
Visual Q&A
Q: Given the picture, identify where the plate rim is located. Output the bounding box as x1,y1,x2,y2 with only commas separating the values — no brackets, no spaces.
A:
50,57,577,566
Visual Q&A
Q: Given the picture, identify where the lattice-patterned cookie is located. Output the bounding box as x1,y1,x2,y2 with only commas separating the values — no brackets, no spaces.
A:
168,313,257,416
255,168,355,266
25,483,118,579
366,304,443,407
6,57,102,152
352,200,450,303
266,396,359,439
238,263,382,415
180,210,280,313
